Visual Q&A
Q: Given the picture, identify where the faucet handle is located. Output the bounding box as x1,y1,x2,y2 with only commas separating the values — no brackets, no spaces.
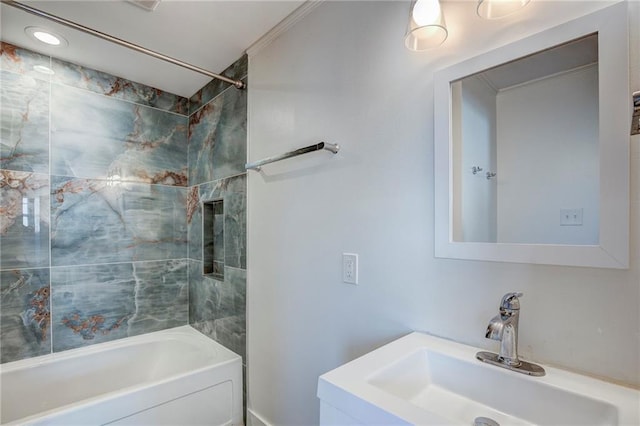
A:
500,292,523,310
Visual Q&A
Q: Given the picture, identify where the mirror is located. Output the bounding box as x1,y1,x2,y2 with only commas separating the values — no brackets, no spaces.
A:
434,3,629,268
452,34,599,245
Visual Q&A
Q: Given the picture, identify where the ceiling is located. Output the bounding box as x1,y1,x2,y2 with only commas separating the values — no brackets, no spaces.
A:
0,0,306,97
480,33,598,91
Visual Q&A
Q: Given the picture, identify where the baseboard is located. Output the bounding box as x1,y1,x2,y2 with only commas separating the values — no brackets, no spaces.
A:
247,409,272,426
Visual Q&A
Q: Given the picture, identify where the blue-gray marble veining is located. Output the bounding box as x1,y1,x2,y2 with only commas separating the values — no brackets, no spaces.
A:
51,58,189,115
187,174,246,269
0,42,197,365
189,55,248,114
51,85,188,186
1,71,50,173
186,55,247,364
0,268,51,363
202,175,246,269
51,259,188,352
51,176,187,266
0,42,51,81
0,171,50,269
0,42,248,365
187,186,200,257
188,81,247,185
189,261,246,361
0,42,187,115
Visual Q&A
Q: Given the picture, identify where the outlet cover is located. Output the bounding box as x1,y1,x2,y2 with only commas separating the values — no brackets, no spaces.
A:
342,253,358,284
560,208,583,226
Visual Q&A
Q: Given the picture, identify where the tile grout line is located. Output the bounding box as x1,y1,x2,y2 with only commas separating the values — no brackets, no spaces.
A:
47,52,54,357
1,258,193,274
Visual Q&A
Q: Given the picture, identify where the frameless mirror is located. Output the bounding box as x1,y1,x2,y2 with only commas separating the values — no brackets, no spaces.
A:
434,3,629,268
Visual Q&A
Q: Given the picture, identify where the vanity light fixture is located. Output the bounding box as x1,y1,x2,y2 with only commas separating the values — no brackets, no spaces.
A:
477,0,530,20
404,0,448,51
25,26,68,47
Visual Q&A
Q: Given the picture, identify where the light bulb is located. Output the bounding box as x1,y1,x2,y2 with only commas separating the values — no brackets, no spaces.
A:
405,0,447,51
33,31,61,45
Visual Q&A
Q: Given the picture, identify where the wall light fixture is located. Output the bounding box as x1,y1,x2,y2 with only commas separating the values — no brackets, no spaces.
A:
404,0,448,51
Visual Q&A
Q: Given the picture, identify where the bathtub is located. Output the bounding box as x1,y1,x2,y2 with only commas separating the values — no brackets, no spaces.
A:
0,326,243,425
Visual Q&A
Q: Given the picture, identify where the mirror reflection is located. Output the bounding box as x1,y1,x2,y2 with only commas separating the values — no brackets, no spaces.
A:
451,34,599,245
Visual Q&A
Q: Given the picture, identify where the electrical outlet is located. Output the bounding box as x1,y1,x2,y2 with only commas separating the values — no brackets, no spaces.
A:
342,253,358,285
560,208,583,226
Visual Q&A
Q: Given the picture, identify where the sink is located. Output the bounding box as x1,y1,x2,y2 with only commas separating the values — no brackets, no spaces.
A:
368,348,615,425
317,333,640,425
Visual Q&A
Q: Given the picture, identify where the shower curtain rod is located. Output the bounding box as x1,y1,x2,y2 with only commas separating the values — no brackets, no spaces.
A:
1,0,246,90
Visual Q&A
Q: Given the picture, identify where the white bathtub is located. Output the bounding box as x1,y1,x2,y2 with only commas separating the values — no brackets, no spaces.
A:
0,326,243,426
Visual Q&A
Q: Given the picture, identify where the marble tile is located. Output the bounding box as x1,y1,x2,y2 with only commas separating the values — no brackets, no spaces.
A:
221,183,246,270
0,268,51,363
210,315,246,361
189,261,246,361
51,84,188,186
1,42,188,114
51,259,188,352
51,58,189,115
189,55,248,114
188,174,246,269
50,177,187,266
0,42,51,81
0,170,50,269
1,71,50,173
213,205,225,264
188,81,247,185
186,185,200,259
125,259,189,335
202,199,224,279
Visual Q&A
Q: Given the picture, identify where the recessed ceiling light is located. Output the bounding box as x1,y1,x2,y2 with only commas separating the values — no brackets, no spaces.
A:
25,26,68,47
34,31,60,45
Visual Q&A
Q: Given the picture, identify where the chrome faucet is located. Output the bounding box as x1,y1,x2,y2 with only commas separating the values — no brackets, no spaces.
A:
476,292,545,376
486,292,523,366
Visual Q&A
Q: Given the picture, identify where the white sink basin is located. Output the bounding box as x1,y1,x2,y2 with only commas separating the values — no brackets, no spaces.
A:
317,333,640,425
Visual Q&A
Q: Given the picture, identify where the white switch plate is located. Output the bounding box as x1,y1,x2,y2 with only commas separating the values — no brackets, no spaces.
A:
342,253,358,284
560,208,583,226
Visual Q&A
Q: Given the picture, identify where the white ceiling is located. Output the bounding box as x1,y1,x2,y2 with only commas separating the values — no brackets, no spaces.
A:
480,33,598,91
0,0,306,97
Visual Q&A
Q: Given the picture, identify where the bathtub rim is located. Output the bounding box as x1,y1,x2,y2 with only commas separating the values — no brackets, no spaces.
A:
0,324,239,373
0,325,243,425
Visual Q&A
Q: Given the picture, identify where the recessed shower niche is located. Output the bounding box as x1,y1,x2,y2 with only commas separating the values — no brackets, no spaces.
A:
203,199,224,280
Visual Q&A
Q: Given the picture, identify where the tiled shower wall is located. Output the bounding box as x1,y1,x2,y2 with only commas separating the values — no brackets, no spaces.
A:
0,41,247,364
187,55,248,363
0,41,189,361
